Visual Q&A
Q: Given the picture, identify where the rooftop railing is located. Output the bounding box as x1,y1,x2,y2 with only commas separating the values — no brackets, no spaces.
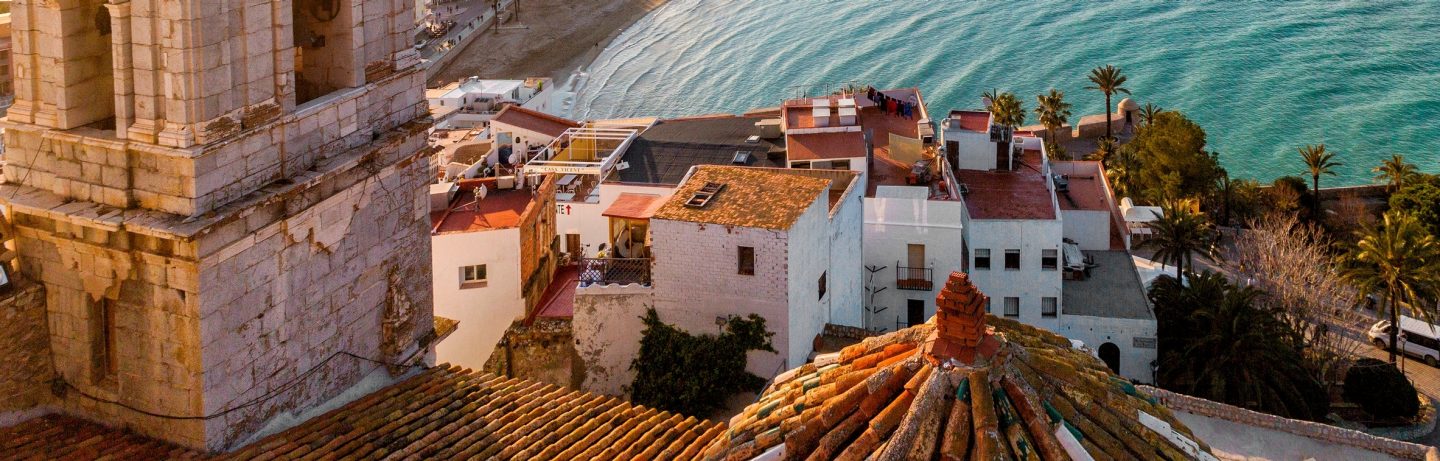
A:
578,257,652,287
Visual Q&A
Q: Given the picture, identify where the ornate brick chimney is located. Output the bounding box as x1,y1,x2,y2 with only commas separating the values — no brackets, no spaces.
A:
926,271,992,364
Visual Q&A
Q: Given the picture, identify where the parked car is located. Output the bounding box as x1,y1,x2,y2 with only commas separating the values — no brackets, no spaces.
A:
1369,316,1440,367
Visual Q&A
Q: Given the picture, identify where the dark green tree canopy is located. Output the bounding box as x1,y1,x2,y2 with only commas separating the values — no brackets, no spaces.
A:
1121,111,1224,203
1389,174,1440,237
1344,358,1419,419
628,308,776,417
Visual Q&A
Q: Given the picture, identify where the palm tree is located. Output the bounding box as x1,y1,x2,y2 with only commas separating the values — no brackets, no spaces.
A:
988,92,1026,166
1374,154,1418,192
1142,200,1215,280
1340,211,1440,364
1034,89,1072,153
1086,65,1131,140
982,88,1001,108
1298,144,1341,218
1139,103,1164,126
1150,272,1329,420
1087,136,1119,162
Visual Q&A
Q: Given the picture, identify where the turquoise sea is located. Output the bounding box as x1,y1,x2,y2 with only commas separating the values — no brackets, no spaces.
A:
575,0,1440,185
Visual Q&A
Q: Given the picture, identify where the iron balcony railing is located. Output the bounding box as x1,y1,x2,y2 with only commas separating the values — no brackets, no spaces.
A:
896,262,933,291
579,258,652,287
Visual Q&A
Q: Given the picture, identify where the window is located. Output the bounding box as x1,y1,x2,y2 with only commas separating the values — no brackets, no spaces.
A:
1004,250,1021,270
1004,297,1019,317
985,297,992,313
292,0,359,104
792,161,811,169
90,299,116,383
831,159,851,170
818,272,828,300
460,264,488,288
1042,297,1058,317
1042,249,1058,270
738,246,755,275
974,249,991,270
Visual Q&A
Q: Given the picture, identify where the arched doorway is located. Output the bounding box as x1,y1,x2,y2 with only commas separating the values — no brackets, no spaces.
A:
1099,342,1121,375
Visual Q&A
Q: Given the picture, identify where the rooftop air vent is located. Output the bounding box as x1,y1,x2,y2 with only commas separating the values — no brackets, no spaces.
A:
684,182,727,208
732,151,752,165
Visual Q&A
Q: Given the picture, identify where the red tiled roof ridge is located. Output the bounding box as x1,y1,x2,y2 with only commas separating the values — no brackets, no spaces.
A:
701,316,1217,460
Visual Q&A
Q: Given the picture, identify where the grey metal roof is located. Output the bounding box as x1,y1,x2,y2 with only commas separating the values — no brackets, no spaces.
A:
610,116,786,185
1062,250,1155,320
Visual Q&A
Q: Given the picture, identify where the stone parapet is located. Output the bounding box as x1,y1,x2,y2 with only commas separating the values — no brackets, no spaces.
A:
1142,385,1435,460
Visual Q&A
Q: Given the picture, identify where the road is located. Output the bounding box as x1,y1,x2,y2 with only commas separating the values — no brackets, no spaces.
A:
418,0,514,62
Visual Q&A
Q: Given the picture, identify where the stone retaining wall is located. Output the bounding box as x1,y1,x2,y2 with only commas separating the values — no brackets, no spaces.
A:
0,279,49,414
1142,385,1436,460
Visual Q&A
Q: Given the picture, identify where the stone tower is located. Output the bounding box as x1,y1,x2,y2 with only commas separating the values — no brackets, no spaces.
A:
0,0,434,451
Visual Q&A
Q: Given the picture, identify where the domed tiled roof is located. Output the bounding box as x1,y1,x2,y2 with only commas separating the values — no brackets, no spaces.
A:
1118,97,1139,112
700,272,1216,460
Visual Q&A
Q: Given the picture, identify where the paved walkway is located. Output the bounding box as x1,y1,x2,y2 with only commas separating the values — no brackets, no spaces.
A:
419,0,514,62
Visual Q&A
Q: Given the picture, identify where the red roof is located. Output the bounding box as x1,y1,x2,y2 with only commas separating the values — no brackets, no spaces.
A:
956,110,991,133
602,193,665,220
953,156,1056,220
786,131,869,161
491,105,581,138
531,265,579,322
431,178,536,233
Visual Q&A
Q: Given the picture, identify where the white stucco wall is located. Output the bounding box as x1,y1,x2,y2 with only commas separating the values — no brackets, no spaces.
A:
964,218,1065,333
827,183,866,328
431,228,522,370
555,200,608,257
784,193,836,372
942,128,997,171
1059,315,1157,383
1061,209,1112,251
862,194,966,332
572,284,654,397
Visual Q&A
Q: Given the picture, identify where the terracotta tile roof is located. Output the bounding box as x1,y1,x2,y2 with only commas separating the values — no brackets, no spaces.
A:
0,414,203,460
700,273,1215,460
653,166,833,231
491,105,582,139
225,365,721,459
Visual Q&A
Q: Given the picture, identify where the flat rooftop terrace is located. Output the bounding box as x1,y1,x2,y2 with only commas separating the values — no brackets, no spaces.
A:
953,150,1055,220
612,115,786,185
430,178,536,233
1063,250,1154,320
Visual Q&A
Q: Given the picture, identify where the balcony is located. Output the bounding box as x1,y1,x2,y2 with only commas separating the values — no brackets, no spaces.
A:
896,263,933,291
579,258,652,287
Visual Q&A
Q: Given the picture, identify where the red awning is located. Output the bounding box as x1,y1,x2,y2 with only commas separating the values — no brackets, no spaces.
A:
602,193,665,220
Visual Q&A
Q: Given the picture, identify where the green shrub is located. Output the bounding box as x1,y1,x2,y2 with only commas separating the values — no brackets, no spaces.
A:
627,308,775,417
1344,358,1419,419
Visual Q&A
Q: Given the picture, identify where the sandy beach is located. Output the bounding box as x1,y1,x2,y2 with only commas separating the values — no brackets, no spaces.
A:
429,0,668,86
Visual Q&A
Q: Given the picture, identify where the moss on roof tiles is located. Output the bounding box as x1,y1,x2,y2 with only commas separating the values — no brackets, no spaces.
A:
699,311,1217,460
652,165,833,230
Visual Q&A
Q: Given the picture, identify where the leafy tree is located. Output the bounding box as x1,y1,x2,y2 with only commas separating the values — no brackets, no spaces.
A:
1374,154,1419,192
1298,144,1342,218
1390,174,1440,237
1151,272,1331,420
1141,200,1215,280
628,308,776,416
1340,211,1440,364
1120,111,1224,203
1034,89,1072,151
1086,64,1130,140
1344,358,1420,419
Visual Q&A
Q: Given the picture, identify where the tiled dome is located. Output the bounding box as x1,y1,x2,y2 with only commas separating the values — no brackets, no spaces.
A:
701,272,1215,460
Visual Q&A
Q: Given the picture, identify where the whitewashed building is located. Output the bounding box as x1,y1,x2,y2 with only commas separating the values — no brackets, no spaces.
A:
427,77,557,128
572,165,862,395
429,176,558,370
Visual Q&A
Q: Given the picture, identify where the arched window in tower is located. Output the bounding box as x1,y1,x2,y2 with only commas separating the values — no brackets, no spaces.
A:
291,0,358,105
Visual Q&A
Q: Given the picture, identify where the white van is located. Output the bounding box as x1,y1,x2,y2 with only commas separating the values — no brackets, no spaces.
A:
1369,316,1440,367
